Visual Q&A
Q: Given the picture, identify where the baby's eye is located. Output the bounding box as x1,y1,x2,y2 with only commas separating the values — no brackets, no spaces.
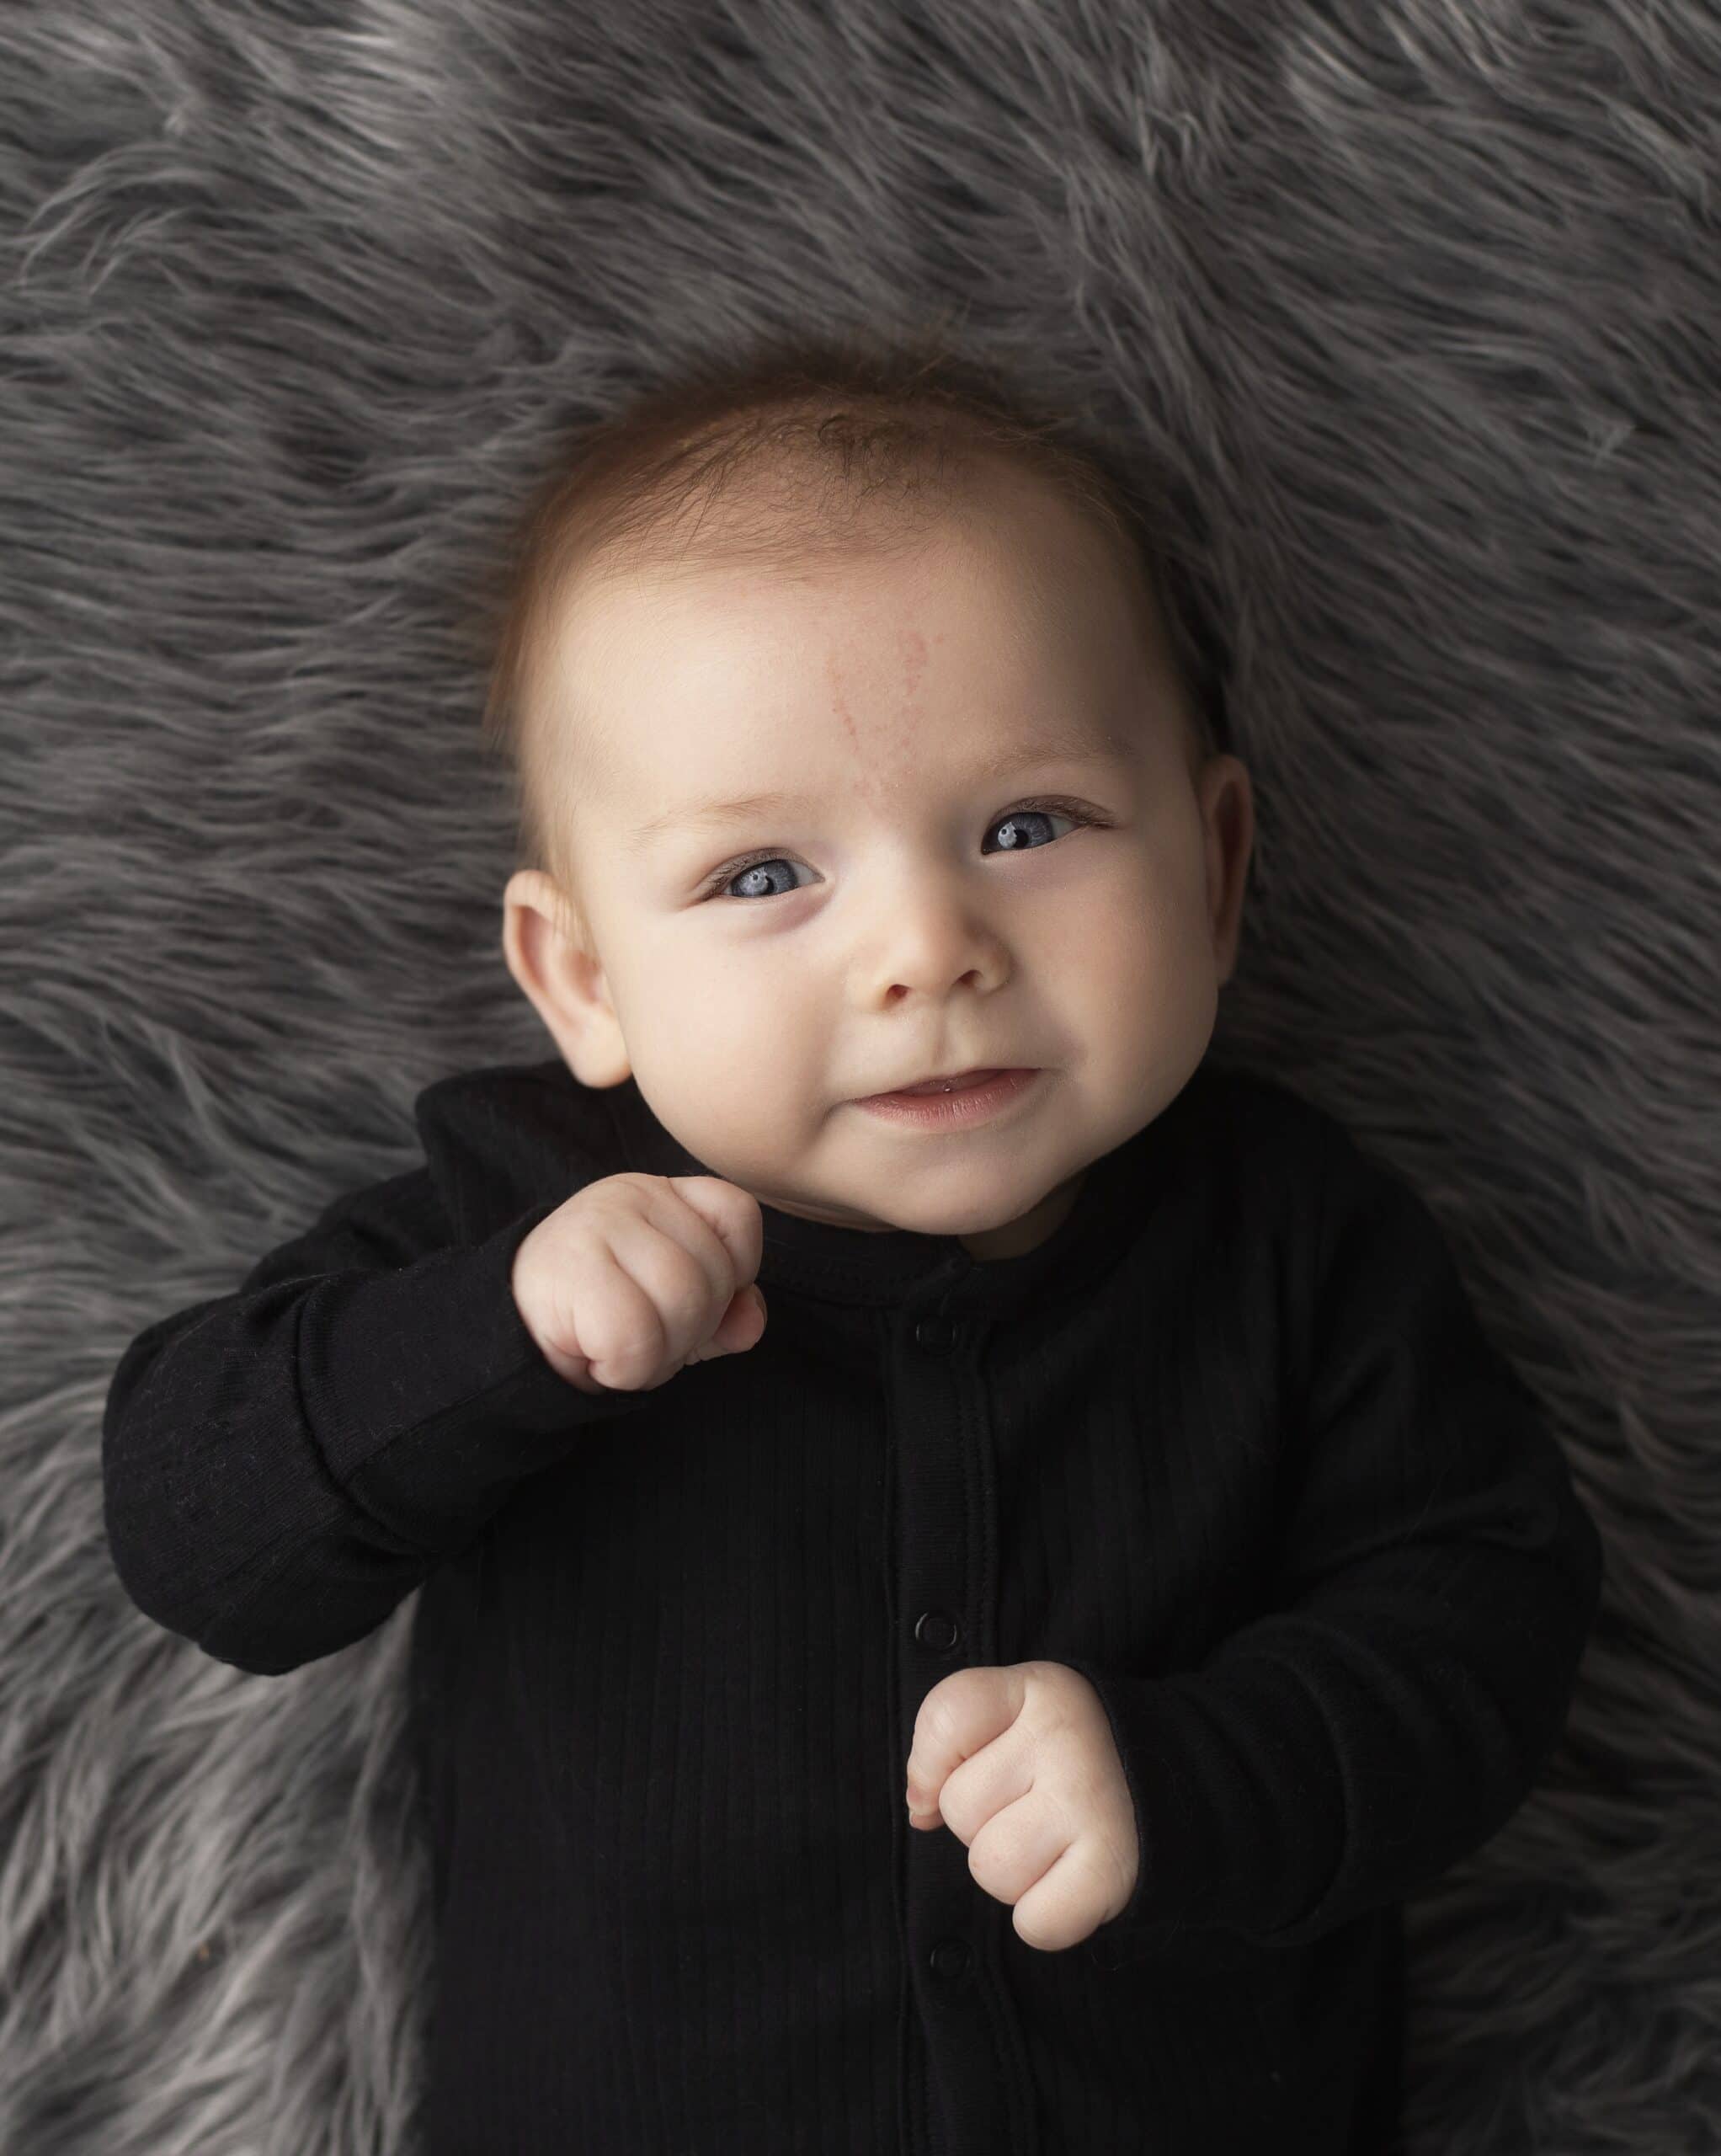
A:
699,800,1094,904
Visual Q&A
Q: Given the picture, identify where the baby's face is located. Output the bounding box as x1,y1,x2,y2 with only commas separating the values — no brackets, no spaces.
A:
503,466,1254,1255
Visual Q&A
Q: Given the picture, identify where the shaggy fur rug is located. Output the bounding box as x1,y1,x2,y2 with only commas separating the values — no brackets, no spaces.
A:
3,1,1713,2150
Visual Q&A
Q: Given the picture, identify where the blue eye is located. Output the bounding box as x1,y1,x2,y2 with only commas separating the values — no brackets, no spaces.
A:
698,798,1100,903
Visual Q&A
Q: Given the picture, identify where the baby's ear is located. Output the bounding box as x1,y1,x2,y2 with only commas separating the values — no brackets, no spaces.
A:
1199,756,1255,985
500,873,631,1089
503,867,580,945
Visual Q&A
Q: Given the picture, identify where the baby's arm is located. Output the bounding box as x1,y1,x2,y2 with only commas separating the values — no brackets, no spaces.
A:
100,1166,651,1677
1065,1114,1606,1960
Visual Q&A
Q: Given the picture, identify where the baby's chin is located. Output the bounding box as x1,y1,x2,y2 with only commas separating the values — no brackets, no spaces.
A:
759,1167,1087,1248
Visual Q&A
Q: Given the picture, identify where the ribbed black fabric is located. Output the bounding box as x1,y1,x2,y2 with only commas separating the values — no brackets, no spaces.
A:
101,1052,1604,2156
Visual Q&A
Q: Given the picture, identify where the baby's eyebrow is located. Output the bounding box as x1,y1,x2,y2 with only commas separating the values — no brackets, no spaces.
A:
622,734,1134,854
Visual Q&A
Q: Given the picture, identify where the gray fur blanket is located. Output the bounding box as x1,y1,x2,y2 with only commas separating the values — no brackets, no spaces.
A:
3,2,1713,2150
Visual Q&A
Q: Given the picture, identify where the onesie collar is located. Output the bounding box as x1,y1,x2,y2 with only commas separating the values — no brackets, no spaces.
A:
418,1050,1221,1327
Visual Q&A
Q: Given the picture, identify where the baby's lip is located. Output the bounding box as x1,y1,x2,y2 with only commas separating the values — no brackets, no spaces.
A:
860,1065,1025,1098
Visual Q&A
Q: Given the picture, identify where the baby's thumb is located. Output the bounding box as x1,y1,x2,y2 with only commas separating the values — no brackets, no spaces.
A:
707,1283,768,1358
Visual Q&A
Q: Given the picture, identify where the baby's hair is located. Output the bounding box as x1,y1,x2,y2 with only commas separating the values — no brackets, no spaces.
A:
466,320,1228,934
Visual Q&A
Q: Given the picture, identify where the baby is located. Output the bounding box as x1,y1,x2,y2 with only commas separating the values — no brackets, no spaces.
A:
103,332,1604,2156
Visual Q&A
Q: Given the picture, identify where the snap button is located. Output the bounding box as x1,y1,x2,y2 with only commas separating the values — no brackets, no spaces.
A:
914,1315,959,1354
914,1609,961,1653
928,1938,972,1982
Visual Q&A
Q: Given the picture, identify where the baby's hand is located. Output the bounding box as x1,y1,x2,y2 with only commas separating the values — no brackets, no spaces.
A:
510,1172,767,1394
904,1660,1139,1951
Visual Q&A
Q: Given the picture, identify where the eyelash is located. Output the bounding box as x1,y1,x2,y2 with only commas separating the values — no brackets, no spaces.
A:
696,795,1107,902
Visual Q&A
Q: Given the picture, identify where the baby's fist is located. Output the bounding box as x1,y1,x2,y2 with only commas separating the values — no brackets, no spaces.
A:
903,1660,1139,1951
511,1171,766,1394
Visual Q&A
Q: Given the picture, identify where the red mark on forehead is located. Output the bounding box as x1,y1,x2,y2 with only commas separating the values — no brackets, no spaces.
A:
822,622,930,802
900,625,929,700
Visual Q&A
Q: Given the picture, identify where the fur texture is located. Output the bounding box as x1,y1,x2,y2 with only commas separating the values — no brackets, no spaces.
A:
2,0,1713,2149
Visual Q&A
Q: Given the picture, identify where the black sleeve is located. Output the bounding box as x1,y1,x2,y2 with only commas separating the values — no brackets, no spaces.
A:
100,1166,651,1676
1067,1118,1606,1962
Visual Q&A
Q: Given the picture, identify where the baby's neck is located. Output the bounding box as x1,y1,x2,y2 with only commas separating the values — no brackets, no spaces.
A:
957,1166,1087,1261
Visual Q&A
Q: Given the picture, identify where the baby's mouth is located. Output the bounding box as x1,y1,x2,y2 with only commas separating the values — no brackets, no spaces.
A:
893,1068,1003,1097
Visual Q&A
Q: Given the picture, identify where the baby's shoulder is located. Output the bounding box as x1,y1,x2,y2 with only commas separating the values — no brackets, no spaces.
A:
1196,1058,1350,1195
412,1054,626,1244
1197,1063,1465,1310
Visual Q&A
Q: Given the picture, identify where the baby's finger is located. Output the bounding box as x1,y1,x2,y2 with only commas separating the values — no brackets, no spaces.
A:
687,1283,768,1362
665,1177,763,1294
604,1199,762,1369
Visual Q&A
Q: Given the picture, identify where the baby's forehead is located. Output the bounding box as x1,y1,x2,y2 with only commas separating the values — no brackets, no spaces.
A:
540,495,1180,808
557,500,1146,701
